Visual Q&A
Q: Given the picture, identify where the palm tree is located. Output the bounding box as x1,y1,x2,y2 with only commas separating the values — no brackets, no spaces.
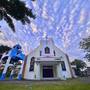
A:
0,0,35,32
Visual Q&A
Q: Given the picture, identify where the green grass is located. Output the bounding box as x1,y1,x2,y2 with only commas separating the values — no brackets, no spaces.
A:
32,84,90,90
0,79,90,90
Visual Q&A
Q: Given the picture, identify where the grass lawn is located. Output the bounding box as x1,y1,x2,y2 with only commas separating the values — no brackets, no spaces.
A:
0,79,90,90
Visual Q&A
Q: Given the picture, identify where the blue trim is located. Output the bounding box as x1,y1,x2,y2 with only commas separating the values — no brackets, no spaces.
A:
17,74,22,80
0,73,6,80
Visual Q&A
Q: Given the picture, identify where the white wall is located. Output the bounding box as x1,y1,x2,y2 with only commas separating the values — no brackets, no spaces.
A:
24,45,41,79
54,45,72,78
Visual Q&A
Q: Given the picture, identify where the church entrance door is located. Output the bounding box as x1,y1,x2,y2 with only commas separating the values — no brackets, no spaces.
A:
43,66,53,78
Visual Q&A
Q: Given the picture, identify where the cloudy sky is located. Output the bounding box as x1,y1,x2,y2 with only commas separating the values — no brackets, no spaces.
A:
0,0,90,60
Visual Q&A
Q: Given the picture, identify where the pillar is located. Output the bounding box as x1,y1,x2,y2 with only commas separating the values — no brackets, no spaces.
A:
57,62,67,80
34,62,40,80
9,69,14,80
57,63,63,79
17,61,24,80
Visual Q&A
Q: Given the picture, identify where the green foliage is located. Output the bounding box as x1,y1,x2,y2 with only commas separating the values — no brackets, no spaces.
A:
71,59,87,76
0,0,35,32
80,36,90,60
71,59,86,69
80,36,90,52
0,45,11,54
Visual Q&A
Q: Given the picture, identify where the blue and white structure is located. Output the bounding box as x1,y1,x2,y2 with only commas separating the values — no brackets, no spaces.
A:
0,44,25,80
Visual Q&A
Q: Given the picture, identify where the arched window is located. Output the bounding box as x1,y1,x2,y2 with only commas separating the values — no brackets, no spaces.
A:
45,47,50,54
29,57,35,71
61,61,66,71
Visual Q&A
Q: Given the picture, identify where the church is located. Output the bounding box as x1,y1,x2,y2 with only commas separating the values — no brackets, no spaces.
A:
23,38,74,80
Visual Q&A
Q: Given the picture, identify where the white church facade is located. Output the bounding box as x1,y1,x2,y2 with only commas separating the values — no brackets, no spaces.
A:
23,38,73,80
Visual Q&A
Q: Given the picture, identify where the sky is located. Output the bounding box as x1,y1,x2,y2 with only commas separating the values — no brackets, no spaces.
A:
0,0,90,60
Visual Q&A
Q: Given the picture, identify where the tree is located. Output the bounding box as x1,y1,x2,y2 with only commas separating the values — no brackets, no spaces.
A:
0,0,35,32
71,59,86,76
0,45,11,54
80,36,90,61
71,59,86,69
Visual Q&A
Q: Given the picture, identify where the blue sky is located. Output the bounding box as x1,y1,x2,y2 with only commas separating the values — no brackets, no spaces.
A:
0,0,90,60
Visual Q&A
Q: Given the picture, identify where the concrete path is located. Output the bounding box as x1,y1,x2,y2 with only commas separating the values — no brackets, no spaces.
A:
0,76,90,84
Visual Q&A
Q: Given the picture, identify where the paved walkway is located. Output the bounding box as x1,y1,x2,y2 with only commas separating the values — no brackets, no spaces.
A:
0,80,64,85
0,76,90,84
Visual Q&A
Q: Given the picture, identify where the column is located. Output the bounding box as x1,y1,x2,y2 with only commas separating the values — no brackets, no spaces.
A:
57,63,67,80
57,63,63,79
17,61,24,80
9,69,14,80
34,62,40,80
